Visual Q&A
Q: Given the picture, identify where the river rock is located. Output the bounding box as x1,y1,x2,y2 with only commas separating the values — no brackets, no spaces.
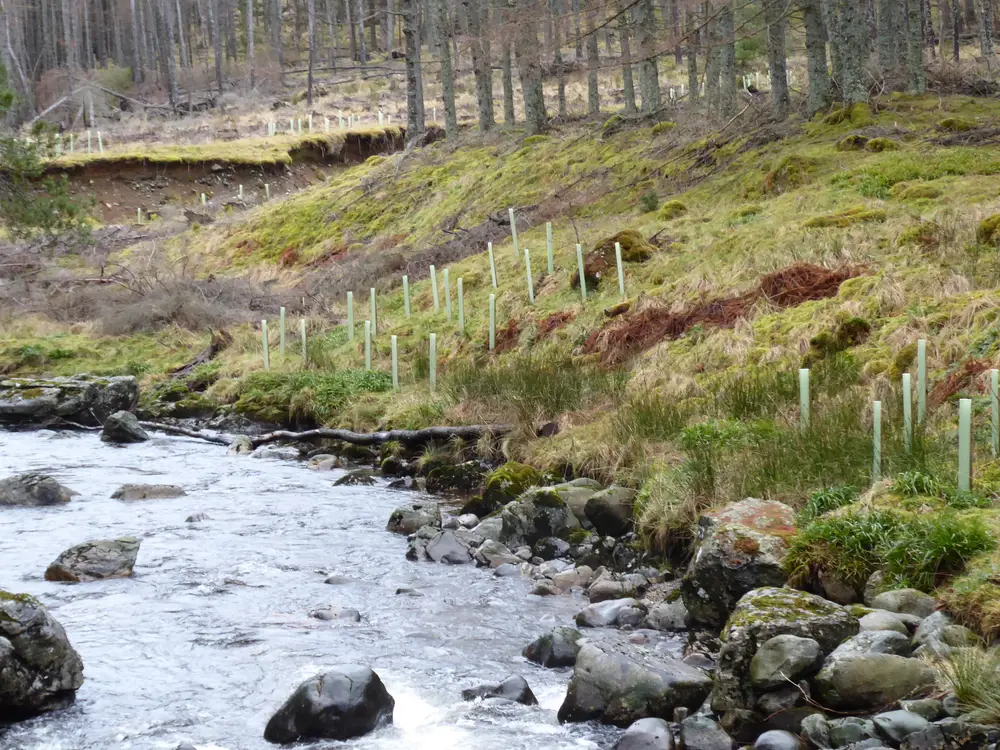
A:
829,717,877,746
858,610,916,635
613,718,673,750
334,469,377,486
424,530,473,564
471,516,503,543
869,589,937,619
263,666,394,744
532,580,561,595
644,598,689,631
681,499,796,629
310,606,362,622
911,611,977,657
499,486,581,549
0,591,85,720
251,445,300,461
479,462,543,515
872,711,929,744
680,715,734,750
185,512,210,523
557,642,712,727
813,653,937,710
755,730,803,750
461,674,537,705
749,635,823,689
552,564,595,591
537,558,573,578
475,540,521,568
523,627,583,668
0,375,138,427
898,699,944,721
585,486,637,537
425,461,487,494
0,473,77,507
387,504,440,535
111,484,186,501
800,714,830,749
44,537,141,582
100,410,149,444
458,513,479,528
830,630,912,657
576,598,647,628
588,569,647,603
900,722,1000,750
711,588,858,722
228,436,254,455
534,537,572,560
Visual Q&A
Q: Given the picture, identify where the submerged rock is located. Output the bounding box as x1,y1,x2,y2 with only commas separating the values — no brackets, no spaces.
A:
99,410,149,444
0,590,85,721
309,606,362,622
523,627,583,668
334,469,377,486
0,473,77,507
0,375,138,427
461,674,538,705
386,504,440,535
111,484,186,501
44,537,141,582
263,666,394,744
558,642,712,727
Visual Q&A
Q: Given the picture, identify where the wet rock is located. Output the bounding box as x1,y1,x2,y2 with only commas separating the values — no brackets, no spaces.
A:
585,486,637,537
800,713,830,749
387,504,440,535
475,540,521,568
460,674,537,705
228,435,253,455
0,590,85,720
457,513,479,528
425,461,487,495
588,569,647,603
471,516,503,543
387,476,416,490
531,580,561,596
185,512,210,523
311,454,347,471
0,375,138,427
424,530,473,564
251,445,299,461
869,589,937,619
813,653,936,710
558,642,712,727
576,598,648,628
859,610,913,635
100,410,149,444
534,537,572,560
552,564,595,591
0,473,77,507
829,717,877,746
899,721,1000,750
111,483,186,501
395,587,423,597
644,598,689,631
711,588,858,721
613,717,673,750
44,537,141,582
499,486,581,549
829,630,912,657
263,666,394,744
334,469,377,486
911,611,977,657
378,455,411,476
537,481,603,527
494,562,524,577
755,730,804,750
872,711,929,744
755,684,808,715
523,627,583,668
898,699,943,722
681,499,796,629
749,635,823,689
680,715,734,750
309,606,362,623
323,575,355,585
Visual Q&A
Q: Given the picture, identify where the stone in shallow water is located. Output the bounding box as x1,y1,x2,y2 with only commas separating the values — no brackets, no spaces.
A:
185,512,210,523
522,627,582,668
44,537,141,582
612,717,673,750
0,473,77,507
309,606,362,622
754,730,803,750
460,674,537,705
112,483,186,500
100,410,149,444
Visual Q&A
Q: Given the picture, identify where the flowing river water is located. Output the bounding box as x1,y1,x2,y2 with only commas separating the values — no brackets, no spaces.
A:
0,430,620,750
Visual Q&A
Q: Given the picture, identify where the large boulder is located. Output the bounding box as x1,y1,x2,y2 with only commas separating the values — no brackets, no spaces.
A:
111,484,186,501
711,588,858,722
425,461,487,495
585,486,637,537
499,487,581,549
263,667,394,744
523,627,583,668
0,375,138,427
386,504,440,535
681,499,796,629
681,715,734,750
557,642,712,727
480,462,543,515
99,410,149,444
0,473,77,507
0,591,85,720
812,652,937,710
424,530,473,564
44,537,141,582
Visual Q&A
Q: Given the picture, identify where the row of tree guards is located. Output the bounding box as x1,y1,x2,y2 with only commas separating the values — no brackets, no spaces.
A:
264,111,392,136
798,342,1000,493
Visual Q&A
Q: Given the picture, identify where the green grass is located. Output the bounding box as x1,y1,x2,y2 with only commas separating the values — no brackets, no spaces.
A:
234,370,392,424
939,648,1000,724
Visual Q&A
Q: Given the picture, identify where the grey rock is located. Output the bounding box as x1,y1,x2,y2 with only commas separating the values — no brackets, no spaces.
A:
441,515,459,531
681,499,797,629
404,524,439,561
898,699,943,722
0,591,85,720
323,575,355,585
387,476,415,490
531,581,561,596
942,694,961,718
680,715,734,750
263,666,394,743
912,612,977,654
863,571,888,606
869,589,937,619
0,375,137,427
537,559,574,578
111,483,185,501
476,540,521,568
589,572,643,603
552,565,595,591
756,730,804,750
310,606,361,623
830,630,912,658
334,469,377,486
829,717,877,747
645,599,689,631
185,512,210,523
814,653,937,710
251,445,299,461
228,435,253,455
872,711,929,744
44,537,141,582
613,717,673,750
387,504,440,535
494,562,523,577
471,516,504,543
395,587,423,597
585,486,637,537
749,634,823,689
499,487,582,549
535,537,572,560
458,513,479,528
899,722,1000,750
460,674,537,705
859,610,912,635
100,410,148,443
558,642,712,727
818,570,860,605
576,598,648,628
514,546,533,560
308,454,344,470
523,626,583,668
540,481,603,527
424,530,473,565
840,741,884,750
755,684,808,715
0,473,77,507
800,713,830,749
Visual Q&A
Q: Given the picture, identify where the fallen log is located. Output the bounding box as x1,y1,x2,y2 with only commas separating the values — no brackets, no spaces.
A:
139,421,231,445
249,424,513,448
169,330,233,379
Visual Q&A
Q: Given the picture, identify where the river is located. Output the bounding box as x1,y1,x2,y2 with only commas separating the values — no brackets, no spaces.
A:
0,430,618,750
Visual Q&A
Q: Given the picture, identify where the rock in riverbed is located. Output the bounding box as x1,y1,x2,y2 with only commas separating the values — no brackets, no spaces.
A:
0,473,77,507
100,411,148,444
263,666,394,744
44,537,141,582
613,718,673,750
0,375,138,427
523,627,583,668
461,675,537,705
0,590,85,721
386,504,440,535
112,484,186,500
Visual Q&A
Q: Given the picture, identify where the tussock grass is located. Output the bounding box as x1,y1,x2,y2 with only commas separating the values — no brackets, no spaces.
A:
938,647,1000,723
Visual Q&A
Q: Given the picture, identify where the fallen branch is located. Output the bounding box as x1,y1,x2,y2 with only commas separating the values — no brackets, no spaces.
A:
169,330,233,379
139,421,231,445
250,424,512,448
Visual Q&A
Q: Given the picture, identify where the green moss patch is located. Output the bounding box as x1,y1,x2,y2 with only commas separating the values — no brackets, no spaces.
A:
865,137,900,153
234,370,392,425
892,183,943,200
898,221,943,249
803,207,888,228
939,117,976,132
659,200,688,220
977,214,1000,246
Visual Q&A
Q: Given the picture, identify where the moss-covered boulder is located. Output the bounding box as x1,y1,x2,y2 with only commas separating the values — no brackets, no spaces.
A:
481,461,543,513
140,380,217,420
803,207,887,228
939,117,975,132
572,230,656,289
425,461,487,495
813,651,936,710
823,103,874,127
651,121,676,137
659,200,688,220
977,214,1000,246
499,487,582,549
865,137,900,152
835,134,869,152
891,183,942,200
758,155,820,196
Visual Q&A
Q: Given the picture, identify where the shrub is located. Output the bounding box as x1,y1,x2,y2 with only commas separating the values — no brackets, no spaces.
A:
892,469,943,497
659,200,688,220
639,190,660,213
885,511,994,590
636,467,706,558
800,485,859,522
612,392,691,442
803,207,887,228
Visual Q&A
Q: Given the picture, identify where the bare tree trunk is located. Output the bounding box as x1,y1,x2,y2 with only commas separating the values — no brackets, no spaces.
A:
245,0,254,87
130,0,143,80
307,0,316,104
385,0,394,56
634,0,660,112
764,0,789,119
907,0,926,90
210,0,223,94
61,0,74,68
980,0,995,55
325,0,338,67
403,0,425,139
719,1,737,117
671,0,682,65
0,0,33,113
161,0,179,106
966,0,978,28
824,0,843,86
953,0,961,59
802,0,831,114
514,0,546,134
877,0,898,70
501,38,515,123
838,0,868,103
552,0,566,117
346,0,357,61
704,2,721,114
687,6,699,111
436,0,457,134
619,3,637,115
585,5,599,113
464,0,494,130
572,0,581,58
356,0,367,66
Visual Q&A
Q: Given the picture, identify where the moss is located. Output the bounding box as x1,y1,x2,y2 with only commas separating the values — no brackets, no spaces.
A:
567,528,591,544
939,117,975,132
522,135,551,147
866,137,901,152
234,370,393,425
803,207,888,228
890,342,919,378
601,115,625,139
977,214,1000,246
892,183,942,200
759,154,820,196
574,230,656,288
483,461,543,506
532,489,568,508
731,204,763,220
847,604,875,618
939,549,1000,639
836,134,869,152
659,200,688,220
897,221,943,249
823,103,875,127
804,317,871,365
651,122,677,137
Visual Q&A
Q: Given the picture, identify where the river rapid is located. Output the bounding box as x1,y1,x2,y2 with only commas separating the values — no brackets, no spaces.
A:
0,429,617,750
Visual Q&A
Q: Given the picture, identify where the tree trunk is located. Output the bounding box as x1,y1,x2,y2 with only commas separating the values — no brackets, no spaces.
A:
346,0,357,61
906,0,926,90
953,0,961,59
130,0,143,80
501,39,515,123
671,0,682,65
704,2,720,114
634,0,660,112
403,0,425,140
877,0,898,70
687,6,699,111
464,0,494,131
246,0,254,87
61,0,74,68
941,0,953,52
175,0,188,68
802,0,831,114
275,0,285,78
209,0,223,94
585,5,599,114
385,0,394,56
161,0,178,106
764,0,789,119
838,0,868,104
572,0,581,58
307,0,316,104
552,0,566,117
436,0,457,135
824,0,843,88
619,4,637,114
980,0,994,55
514,0,546,134
966,0,978,28
718,1,737,117
326,0,338,67
356,0,367,66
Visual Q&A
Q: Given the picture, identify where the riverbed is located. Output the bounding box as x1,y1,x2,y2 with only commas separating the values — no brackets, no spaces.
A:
0,430,616,750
